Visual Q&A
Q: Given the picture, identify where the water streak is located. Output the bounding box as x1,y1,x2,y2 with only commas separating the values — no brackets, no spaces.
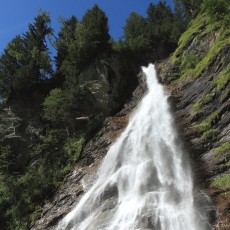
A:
57,64,209,230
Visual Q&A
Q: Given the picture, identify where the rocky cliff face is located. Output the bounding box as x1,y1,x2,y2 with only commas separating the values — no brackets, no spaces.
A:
76,57,138,116
156,12,230,229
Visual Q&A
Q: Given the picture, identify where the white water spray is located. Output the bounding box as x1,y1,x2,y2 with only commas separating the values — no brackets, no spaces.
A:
57,64,209,230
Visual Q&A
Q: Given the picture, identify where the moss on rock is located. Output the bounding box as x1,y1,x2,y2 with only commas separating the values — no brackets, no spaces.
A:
211,173,230,190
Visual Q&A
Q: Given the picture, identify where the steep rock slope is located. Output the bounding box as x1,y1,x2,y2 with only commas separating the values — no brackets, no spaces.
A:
156,12,230,229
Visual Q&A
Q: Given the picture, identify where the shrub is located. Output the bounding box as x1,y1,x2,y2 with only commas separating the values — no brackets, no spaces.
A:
202,0,230,22
43,88,69,124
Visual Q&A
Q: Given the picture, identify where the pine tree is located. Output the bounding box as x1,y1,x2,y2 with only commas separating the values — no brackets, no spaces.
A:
55,16,78,71
0,12,52,98
124,12,150,52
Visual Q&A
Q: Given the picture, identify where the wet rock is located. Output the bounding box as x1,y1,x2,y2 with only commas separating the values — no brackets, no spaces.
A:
194,191,218,226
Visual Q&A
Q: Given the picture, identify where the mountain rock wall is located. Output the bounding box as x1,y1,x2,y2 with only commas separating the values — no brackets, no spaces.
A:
156,12,230,229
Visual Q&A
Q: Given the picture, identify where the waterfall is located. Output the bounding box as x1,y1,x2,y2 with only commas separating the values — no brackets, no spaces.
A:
57,64,209,230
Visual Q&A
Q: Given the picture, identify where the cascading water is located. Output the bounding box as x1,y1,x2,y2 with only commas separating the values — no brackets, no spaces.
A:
57,64,209,230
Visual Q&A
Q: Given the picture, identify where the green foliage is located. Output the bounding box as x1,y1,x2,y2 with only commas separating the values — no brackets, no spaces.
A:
43,88,69,124
147,1,174,42
203,92,216,103
172,1,190,42
192,100,203,113
0,174,12,229
173,13,208,61
213,63,230,91
195,111,219,132
202,0,230,23
122,0,189,60
192,104,219,141
55,16,78,71
178,0,203,17
0,145,15,173
181,51,199,73
67,6,109,68
0,11,52,98
124,13,150,52
214,142,230,155
0,129,85,229
43,85,95,135
201,128,218,140
192,92,215,112
211,173,230,189
172,5,230,83
55,5,111,92
64,137,85,162
5,130,67,228
189,31,230,79
81,4,110,54
147,1,184,55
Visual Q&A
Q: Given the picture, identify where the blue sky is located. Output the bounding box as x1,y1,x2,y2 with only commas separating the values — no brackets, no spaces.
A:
0,0,173,57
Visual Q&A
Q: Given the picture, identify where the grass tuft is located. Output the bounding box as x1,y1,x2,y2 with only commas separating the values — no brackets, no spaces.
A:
201,128,218,140
214,142,230,155
195,111,219,132
214,63,230,91
172,14,208,61
211,173,230,189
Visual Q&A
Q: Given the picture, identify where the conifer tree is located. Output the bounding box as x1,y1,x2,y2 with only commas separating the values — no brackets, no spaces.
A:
55,16,78,71
124,12,149,52
0,12,52,97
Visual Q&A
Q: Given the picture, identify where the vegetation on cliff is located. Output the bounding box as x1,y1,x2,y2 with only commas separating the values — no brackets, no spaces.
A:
157,0,230,226
171,0,229,139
